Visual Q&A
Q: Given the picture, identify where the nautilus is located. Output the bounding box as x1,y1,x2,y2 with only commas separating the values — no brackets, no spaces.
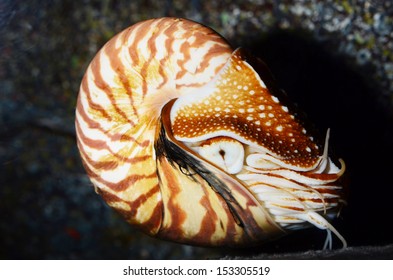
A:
75,17,346,248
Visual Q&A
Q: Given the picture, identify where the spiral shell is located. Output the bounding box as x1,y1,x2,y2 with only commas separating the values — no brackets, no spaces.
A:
76,17,346,247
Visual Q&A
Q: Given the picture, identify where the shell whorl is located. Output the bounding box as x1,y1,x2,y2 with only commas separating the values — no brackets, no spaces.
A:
76,17,346,247
75,17,234,236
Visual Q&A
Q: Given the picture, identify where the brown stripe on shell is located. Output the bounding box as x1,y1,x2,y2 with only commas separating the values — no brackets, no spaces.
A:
76,136,150,170
98,186,163,235
140,19,168,98
103,172,158,192
157,157,187,241
127,21,151,67
80,76,113,122
75,118,151,165
103,32,140,119
192,195,218,242
90,54,135,125
79,149,157,192
76,96,150,146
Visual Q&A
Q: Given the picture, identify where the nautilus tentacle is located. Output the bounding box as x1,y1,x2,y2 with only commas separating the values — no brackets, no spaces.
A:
76,17,346,247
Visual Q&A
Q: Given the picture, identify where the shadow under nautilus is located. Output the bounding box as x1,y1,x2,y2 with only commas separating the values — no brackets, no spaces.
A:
75,17,347,248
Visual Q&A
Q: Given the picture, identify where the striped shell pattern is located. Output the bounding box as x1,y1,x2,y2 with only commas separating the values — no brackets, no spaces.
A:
76,18,346,247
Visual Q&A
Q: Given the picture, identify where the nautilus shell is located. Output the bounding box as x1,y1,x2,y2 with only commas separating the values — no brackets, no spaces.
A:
75,17,346,248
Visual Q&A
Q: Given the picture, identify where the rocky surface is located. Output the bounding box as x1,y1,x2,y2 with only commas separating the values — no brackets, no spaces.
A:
1,0,392,259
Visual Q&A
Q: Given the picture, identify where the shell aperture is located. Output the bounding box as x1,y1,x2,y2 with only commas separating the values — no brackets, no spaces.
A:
76,17,346,248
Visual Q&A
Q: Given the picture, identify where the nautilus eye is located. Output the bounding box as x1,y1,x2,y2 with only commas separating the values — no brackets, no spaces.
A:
187,137,245,174
76,17,347,248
